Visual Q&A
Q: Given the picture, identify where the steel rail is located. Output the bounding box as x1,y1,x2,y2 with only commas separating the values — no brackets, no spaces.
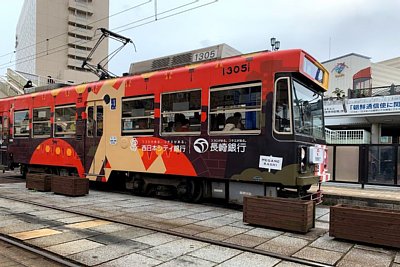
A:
0,234,83,267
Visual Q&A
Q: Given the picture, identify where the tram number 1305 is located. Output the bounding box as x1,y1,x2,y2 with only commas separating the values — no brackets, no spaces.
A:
222,63,250,76
193,49,218,62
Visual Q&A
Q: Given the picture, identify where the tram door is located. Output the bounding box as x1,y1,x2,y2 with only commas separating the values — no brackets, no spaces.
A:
85,101,104,179
0,114,9,169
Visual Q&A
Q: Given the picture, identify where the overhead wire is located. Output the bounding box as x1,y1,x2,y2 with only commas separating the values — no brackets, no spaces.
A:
0,0,218,71
0,0,215,70
117,0,218,33
0,0,153,67
112,0,199,31
0,0,152,59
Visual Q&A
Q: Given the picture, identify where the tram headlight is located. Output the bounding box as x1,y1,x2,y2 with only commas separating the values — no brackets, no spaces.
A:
299,146,307,173
300,147,306,160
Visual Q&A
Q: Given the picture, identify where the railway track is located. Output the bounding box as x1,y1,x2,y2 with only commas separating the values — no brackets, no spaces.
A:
0,234,82,267
0,194,332,267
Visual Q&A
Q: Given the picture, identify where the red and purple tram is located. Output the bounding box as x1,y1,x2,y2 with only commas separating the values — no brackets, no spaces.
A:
0,47,330,203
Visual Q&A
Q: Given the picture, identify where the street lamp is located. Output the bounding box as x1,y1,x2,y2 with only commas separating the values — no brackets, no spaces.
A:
270,37,280,51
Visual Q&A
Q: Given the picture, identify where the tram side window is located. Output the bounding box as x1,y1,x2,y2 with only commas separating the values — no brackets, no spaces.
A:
87,106,94,137
161,90,201,134
87,106,104,137
55,105,76,137
14,110,30,137
209,82,261,134
274,78,292,133
122,96,154,135
33,107,51,137
2,117,8,139
96,106,103,137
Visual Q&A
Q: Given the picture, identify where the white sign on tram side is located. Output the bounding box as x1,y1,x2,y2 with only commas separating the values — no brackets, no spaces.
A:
259,155,283,172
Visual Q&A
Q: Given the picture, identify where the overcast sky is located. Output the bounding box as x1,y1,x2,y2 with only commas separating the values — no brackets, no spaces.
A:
1,0,400,77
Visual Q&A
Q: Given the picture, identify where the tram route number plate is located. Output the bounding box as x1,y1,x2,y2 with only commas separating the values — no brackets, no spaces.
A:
259,155,283,171
110,98,117,110
192,49,218,63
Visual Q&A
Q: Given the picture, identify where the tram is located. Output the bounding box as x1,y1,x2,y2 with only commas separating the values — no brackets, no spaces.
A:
0,46,330,203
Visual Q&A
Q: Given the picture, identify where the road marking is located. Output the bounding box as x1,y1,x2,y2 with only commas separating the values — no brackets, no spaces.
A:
65,219,110,229
10,229,62,240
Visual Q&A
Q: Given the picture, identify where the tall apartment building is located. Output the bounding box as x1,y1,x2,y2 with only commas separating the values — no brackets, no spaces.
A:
15,0,109,83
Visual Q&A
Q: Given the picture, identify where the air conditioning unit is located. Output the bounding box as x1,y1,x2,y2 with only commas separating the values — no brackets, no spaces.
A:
129,43,241,75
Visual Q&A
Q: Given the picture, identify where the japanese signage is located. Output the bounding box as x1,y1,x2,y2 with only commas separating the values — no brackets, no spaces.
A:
208,138,247,153
128,137,247,155
324,95,400,116
130,138,187,153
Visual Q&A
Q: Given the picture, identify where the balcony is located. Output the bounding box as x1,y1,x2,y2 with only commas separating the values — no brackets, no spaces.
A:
67,58,85,69
68,25,93,38
324,84,400,118
68,14,91,27
67,36,93,49
348,84,400,99
67,48,89,59
326,128,371,144
68,0,93,14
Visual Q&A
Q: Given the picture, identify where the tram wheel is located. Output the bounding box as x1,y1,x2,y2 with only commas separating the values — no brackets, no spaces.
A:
132,178,145,195
20,165,28,179
297,185,311,197
177,180,203,203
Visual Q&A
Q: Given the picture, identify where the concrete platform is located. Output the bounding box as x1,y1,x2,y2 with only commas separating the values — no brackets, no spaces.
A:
313,182,400,208
0,179,398,266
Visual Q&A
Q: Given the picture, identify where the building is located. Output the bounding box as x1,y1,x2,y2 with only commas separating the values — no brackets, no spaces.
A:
322,54,400,186
323,54,400,145
15,0,109,83
323,54,400,98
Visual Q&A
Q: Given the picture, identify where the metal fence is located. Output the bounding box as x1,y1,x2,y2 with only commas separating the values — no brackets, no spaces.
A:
349,84,400,99
328,144,400,187
326,129,370,144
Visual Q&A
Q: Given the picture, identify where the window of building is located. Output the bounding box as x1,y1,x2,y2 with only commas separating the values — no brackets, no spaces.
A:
274,78,292,133
55,105,76,137
161,90,201,135
33,107,51,137
353,78,372,97
209,82,261,134
122,96,154,135
14,110,30,137
354,78,371,90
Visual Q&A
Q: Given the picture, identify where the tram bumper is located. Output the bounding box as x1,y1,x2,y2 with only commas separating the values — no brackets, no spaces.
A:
296,175,319,186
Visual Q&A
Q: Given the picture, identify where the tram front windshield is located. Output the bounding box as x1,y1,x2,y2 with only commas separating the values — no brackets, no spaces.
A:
292,80,324,139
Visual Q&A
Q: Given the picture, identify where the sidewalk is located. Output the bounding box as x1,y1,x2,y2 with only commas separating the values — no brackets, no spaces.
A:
0,182,398,266
312,182,400,208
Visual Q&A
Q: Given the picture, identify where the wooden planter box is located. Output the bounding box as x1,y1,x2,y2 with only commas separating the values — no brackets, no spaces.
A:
26,173,52,191
243,196,315,233
51,175,89,196
330,204,400,249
